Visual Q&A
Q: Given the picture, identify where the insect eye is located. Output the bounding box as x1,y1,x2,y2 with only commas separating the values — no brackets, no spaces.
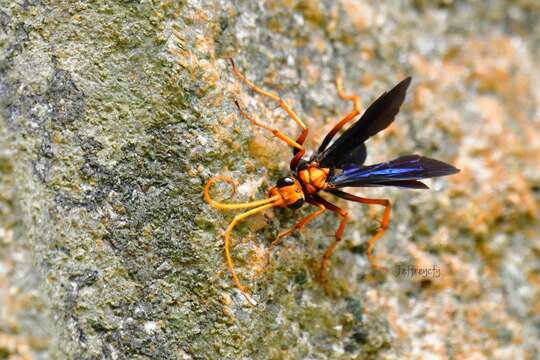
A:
277,177,295,188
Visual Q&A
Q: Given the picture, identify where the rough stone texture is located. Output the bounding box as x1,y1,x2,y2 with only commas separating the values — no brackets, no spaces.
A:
1,0,539,359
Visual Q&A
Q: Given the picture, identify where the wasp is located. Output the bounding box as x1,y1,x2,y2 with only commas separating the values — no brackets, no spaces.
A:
204,59,459,305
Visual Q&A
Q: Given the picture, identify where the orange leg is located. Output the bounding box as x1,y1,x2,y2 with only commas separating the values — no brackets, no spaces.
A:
310,194,349,284
336,70,362,113
230,59,308,169
328,189,391,269
267,203,326,266
319,215,349,284
233,100,303,150
365,201,391,269
318,71,364,152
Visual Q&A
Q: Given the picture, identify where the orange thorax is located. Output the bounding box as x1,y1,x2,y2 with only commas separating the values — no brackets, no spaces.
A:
298,164,330,194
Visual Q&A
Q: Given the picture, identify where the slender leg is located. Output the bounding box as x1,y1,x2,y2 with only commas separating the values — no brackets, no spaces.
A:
336,71,362,113
267,202,326,266
233,100,303,150
310,194,349,284
230,59,308,169
328,189,391,269
318,71,364,153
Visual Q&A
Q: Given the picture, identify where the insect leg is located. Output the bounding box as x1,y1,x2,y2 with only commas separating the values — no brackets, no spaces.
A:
266,202,326,266
310,194,349,284
317,71,363,152
336,70,362,113
233,100,303,150
230,59,309,164
327,189,391,269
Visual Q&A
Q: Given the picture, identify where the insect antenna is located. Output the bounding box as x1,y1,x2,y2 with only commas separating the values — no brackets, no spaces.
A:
204,176,280,209
204,176,283,305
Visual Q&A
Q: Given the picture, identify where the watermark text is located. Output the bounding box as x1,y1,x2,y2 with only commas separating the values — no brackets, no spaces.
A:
395,264,441,278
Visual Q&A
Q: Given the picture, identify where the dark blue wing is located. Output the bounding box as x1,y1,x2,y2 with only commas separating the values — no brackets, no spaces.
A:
328,155,459,189
316,77,412,168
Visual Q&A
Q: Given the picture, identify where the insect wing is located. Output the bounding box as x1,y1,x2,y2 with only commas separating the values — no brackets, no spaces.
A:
332,143,367,169
317,77,412,168
328,155,459,188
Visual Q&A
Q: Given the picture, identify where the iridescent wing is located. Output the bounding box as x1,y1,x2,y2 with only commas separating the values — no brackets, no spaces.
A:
327,155,460,189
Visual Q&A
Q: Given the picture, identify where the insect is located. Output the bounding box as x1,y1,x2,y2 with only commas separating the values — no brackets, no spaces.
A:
204,59,459,305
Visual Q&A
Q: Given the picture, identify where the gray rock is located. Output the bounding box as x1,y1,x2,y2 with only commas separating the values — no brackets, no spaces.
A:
1,0,539,359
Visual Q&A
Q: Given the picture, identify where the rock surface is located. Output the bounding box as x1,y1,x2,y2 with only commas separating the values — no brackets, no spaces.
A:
1,0,539,358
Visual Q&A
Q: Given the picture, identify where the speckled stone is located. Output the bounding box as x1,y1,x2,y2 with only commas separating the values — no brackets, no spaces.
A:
1,0,539,359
